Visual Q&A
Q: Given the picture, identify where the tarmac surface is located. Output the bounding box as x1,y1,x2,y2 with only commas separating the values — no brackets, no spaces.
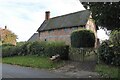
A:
2,64,69,78
1,60,100,78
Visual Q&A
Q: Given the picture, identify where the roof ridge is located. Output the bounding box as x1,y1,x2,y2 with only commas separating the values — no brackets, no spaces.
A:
50,10,89,20
37,9,90,32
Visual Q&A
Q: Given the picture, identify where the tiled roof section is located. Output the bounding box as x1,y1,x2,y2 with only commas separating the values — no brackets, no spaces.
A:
37,10,90,32
28,33,39,42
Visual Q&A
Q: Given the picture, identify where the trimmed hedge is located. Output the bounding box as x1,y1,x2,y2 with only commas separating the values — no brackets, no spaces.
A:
71,29,95,48
45,44,69,60
2,41,69,60
2,44,14,57
28,41,46,55
2,43,14,47
2,46,14,57
2,42,29,57
17,42,30,56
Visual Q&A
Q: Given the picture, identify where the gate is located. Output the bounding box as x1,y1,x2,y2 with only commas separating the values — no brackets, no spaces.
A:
69,48,97,62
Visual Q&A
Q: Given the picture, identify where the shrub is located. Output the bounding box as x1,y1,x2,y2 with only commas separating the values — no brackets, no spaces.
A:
2,43,14,47
2,43,15,57
2,46,16,57
16,42,26,46
2,41,69,60
2,46,11,57
45,44,69,60
13,44,23,56
27,41,69,60
46,41,65,46
98,40,120,66
2,42,29,57
110,29,120,45
71,29,95,48
17,42,31,56
34,41,68,60
28,41,46,56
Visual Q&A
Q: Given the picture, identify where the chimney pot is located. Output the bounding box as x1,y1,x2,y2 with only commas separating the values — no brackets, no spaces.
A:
5,26,7,29
45,11,50,20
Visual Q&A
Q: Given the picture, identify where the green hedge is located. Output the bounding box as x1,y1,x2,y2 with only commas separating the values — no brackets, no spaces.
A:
98,40,120,66
2,44,14,57
2,41,69,60
28,41,46,56
110,29,120,45
17,42,31,56
98,30,120,66
2,43,14,47
2,46,13,57
2,42,30,57
2,45,19,57
45,44,69,60
71,29,95,48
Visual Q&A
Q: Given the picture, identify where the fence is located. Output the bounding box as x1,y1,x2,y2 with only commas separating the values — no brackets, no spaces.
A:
69,48,97,62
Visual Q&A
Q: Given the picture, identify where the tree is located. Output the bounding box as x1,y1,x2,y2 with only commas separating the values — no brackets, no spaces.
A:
81,2,120,30
0,26,17,45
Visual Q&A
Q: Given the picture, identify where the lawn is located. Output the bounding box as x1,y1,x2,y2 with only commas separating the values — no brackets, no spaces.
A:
2,55,65,69
95,64,120,78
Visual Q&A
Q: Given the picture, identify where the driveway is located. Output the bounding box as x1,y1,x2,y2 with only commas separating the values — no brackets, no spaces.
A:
2,64,70,78
53,61,100,78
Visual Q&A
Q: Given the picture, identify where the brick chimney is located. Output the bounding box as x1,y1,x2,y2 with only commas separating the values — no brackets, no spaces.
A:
45,11,50,20
5,25,7,29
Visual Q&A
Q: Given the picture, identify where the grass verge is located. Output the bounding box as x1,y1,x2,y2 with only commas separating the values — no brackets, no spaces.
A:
2,55,65,69
95,64,120,78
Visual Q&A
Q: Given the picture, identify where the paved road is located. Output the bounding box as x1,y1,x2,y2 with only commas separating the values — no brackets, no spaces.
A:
0,63,2,79
2,64,70,78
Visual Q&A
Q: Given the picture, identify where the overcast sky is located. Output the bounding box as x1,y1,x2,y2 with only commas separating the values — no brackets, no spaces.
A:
0,0,108,42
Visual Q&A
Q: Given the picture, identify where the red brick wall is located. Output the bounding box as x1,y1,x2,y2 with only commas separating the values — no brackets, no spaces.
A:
86,19,98,48
39,19,97,46
39,27,82,44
